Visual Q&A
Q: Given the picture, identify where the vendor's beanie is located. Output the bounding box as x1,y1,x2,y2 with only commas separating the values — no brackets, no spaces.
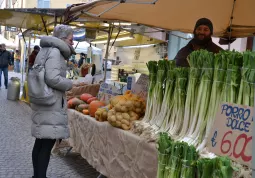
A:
194,18,213,34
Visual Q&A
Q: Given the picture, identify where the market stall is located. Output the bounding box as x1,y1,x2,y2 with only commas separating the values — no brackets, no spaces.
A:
3,2,252,177
62,2,255,177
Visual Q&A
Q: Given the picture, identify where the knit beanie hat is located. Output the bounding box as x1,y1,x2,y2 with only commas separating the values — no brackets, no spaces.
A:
194,18,213,34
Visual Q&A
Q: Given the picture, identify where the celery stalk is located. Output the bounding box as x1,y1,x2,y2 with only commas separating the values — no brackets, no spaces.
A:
150,60,168,125
143,61,158,122
155,61,176,130
197,51,228,151
168,68,189,137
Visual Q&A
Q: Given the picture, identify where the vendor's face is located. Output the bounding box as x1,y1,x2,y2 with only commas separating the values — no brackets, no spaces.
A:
194,25,211,43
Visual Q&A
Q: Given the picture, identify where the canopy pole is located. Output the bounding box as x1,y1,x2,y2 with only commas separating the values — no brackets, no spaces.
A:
109,28,121,51
26,35,31,78
75,41,79,49
54,12,57,27
21,41,27,86
20,28,27,49
103,24,113,82
20,28,27,85
41,15,49,36
228,0,236,50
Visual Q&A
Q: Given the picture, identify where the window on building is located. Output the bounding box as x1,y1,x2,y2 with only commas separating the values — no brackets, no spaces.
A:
37,0,50,8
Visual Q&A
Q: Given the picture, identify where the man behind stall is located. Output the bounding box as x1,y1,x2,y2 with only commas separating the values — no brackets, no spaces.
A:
174,18,223,67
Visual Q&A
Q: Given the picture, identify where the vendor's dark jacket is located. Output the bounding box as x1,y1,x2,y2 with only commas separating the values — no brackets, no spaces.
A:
174,38,223,67
0,50,12,68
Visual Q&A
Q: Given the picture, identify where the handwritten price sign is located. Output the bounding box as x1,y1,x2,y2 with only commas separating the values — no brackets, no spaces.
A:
208,103,254,167
97,83,120,104
131,74,149,100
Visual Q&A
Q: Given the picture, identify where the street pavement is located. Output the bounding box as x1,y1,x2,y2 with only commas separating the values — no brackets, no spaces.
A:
0,72,99,178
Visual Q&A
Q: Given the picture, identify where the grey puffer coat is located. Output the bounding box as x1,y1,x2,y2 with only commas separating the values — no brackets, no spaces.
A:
31,36,74,139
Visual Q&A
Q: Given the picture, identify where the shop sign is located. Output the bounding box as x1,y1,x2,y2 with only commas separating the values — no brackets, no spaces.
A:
97,83,120,104
207,102,253,167
5,26,18,32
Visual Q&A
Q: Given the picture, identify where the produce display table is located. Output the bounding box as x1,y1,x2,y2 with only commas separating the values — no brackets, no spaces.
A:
67,109,157,178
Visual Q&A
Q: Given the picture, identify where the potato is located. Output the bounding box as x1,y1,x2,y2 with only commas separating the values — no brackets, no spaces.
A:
122,113,130,120
116,112,122,117
102,111,108,118
115,104,122,112
121,106,128,113
118,100,126,106
134,114,140,120
129,111,137,117
134,101,141,108
116,114,123,121
125,100,133,108
130,116,137,121
110,115,116,122
121,124,130,130
121,119,130,126
108,109,115,117
116,121,122,127
135,108,142,114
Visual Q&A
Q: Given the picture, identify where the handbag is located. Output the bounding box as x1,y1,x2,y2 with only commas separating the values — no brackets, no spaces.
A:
28,48,57,105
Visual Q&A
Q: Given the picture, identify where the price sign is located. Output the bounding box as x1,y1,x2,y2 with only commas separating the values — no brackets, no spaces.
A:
97,83,120,104
207,102,254,167
131,74,149,100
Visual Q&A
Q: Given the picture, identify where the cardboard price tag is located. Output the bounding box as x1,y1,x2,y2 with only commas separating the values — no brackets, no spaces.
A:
131,74,149,100
207,102,254,167
97,83,120,104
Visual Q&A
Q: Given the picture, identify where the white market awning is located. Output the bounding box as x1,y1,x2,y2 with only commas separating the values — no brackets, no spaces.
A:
0,35,17,49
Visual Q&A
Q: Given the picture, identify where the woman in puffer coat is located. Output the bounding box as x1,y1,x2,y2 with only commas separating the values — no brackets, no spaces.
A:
31,25,75,178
